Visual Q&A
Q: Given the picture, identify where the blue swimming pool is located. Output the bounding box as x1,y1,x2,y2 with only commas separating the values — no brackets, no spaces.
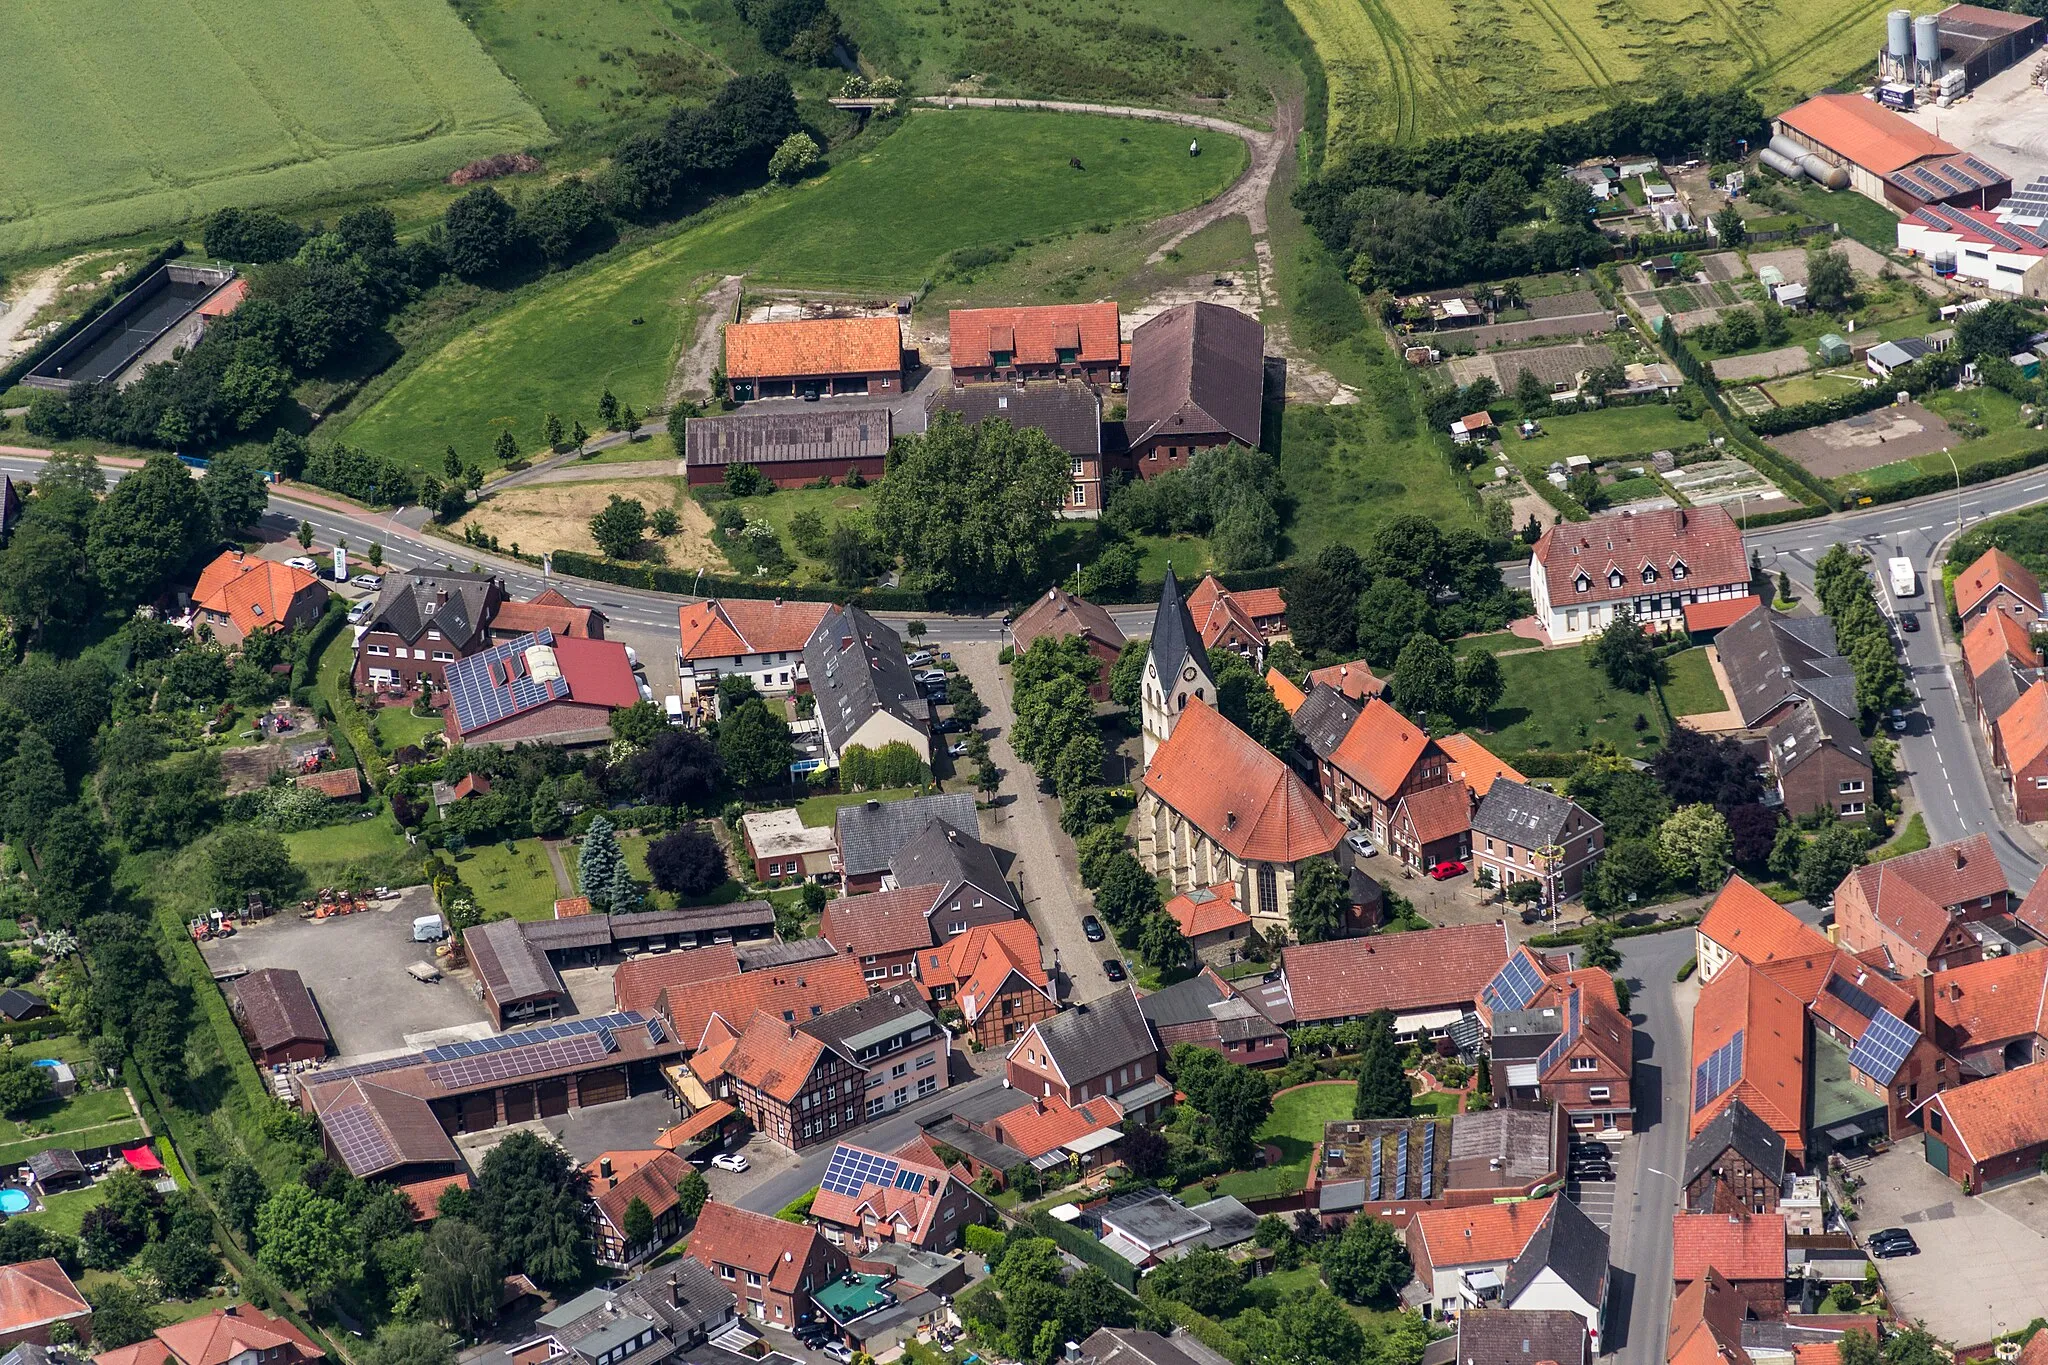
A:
29,1059,57,1069
0,1190,31,1214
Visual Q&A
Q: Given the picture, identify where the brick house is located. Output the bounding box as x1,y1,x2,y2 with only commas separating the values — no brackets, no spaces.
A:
1667,1271,1751,1365
738,809,838,885
0,1261,89,1350
442,631,642,748
230,968,330,1066
1010,587,1127,700
93,1307,322,1365
1186,574,1288,656
583,1148,696,1267
1767,701,1873,824
948,303,1121,385
1391,782,1473,874
489,588,606,642
1484,963,1633,1133
354,569,506,690
821,883,947,988
978,1094,1127,1171
1529,507,1751,644
834,792,977,896
678,598,833,697
1671,1212,1788,1319
1914,1058,2048,1188
1955,545,2044,623
1276,923,1510,1031
687,1201,849,1331
189,551,328,647
889,820,1020,937
1689,957,1810,1169
1005,986,1172,1121
1831,834,2012,975
1760,947,1945,1140
915,919,1056,1050
723,317,904,402
683,408,892,489
1999,680,2048,822
1682,1099,1787,1215
1162,883,1257,967
807,1140,992,1253
1116,302,1265,475
1139,968,1289,1066
1321,698,1453,851
1963,604,2042,756
799,990,951,1121
1694,877,1834,984
804,605,932,768
1470,778,1605,903
719,1013,870,1150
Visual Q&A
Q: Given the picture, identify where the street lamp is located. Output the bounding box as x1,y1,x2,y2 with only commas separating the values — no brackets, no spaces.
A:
1944,446,1963,541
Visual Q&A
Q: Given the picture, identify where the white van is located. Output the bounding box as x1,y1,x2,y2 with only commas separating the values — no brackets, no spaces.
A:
664,695,685,725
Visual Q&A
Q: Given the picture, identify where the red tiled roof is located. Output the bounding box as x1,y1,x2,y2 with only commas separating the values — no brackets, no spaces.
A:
1778,94,1960,174
989,1094,1123,1159
1396,782,1473,847
1142,700,1344,864
1759,949,1912,1045
153,1308,323,1365
946,919,1051,1024
394,1173,469,1221
1699,877,1833,968
689,1201,831,1292
1329,698,1434,802
1956,546,2044,618
1671,1212,1788,1283
0,1259,89,1336
1164,883,1251,939
1410,1199,1554,1269
1918,1059,2048,1165
716,1011,834,1103
614,944,742,1014
586,1148,693,1231
1552,989,1633,1078
94,1344,173,1365
493,596,604,639
1281,923,1509,1024
657,1100,738,1149
1689,957,1808,1157
1011,587,1127,657
1436,733,1523,800
1533,506,1747,609
296,768,362,799
549,634,644,708
453,773,491,800
1837,834,2008,955
1306,659,1385,702
1186,574,1279,649
1931,951,2048,1049
820,884,944,960
808,1143,953,1243
191,551,323,638
1963,606,2040,680
555,896,592,918
1667,1269,1750,1365
949,303,1120,369
1684,596,1762,633
662,957,869,1051
1267,669,1308,715
1795,1345,1842,1365
725,317,902,380
2001,681,2048,774
198,277,250,318
678,598,833,662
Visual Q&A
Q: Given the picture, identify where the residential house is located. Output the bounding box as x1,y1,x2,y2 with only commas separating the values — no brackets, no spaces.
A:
808,1141,990,1253
739,809,837,885
1666,1271,1752,1365
687,1201,850,1330
1305,660,1385,704
1268,669,1307,714
978,1093,1127,1170
1494,1191,1610,1349
1141,566,1218,765
1138,968,1289,1066
1470,779,1605,904
799,990,951,1121
1491,976,1635,1134
1309,1108,1564,1227
1766,699,1873,825
189,551,327,647
887,820,1018,936
489,587,607,642
1689,956,1811,1168
1289,685,1362,787
804,606,931,768
1529,507,1751,643
230,968,330,1066
1922,947,2048,1075
1694,877,1834,984
1423,1311,1589,1365
683,408,892,489
834,792,977,896
1097,1190,1259,1269
511,1259,735,1365
0,1262,88,1350
354,569,507,689
1163,883,1256,967
1405,1197,1609,1346
659,959,872,1055
1076,1328,1241,1365
1320,698,1453,856
1683,1099,1788,1215
821,884,948,988
948,303,1122,385
613,944,743,1014
1831,834,2012,975
584,1148,698,1267
1757,946,1943,1141
1390,783,1474,874
678,599,833,697
0,990,49,1023
1117,302,1265,475
2000,680,2048,822
1439,733,1525,802
1711,606,1858,732
723,316,904,402
1955,545,2045,622
1005,986,1172,1120
1010,587,1127,700
93,1308,324,1365
1133,698,1346,928
935,382,1106,514
916,919,1056,1050
718,1012,869,1151
1963,602,2043,750
441,631,642,748
1269,923,1510,1033
1186,574,1288,656
1671,1213,1788,1318
1913,1058,2048,1188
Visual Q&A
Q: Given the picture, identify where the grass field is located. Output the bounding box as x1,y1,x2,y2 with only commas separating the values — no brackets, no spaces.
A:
1836,387,2048,495
1661,647,1729,716
336,110,1246,471
460,838,562,921
1293,0,1928,153
1531,406,1709,462
0,0,550,257
282,816,421,890
919,216,1258,316
1211,1082,1357,1200
1468,643,1670,755
0,1084,145,1168
372,704,445,753
1281,399,1485,561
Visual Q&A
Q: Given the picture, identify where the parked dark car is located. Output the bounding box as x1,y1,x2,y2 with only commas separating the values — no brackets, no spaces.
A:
1871,1236,1919,1259
1082,915,1105,942
1104,959,1128,983
1900,612,1920,632
1572,1141,1611,1159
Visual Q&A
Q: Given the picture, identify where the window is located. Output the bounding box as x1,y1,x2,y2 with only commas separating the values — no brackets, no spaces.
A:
892,1062,908,1078
1257,865,1278,918
1841,802,1866,815
368,644,390,656
1588,1086,1610,1100
719,1266,736,1280
433,651,454,661
1570,1056,1598,1071
1072,487,1087,507
893,1086,909,1106
1071,458,1085,476
427,629,442,641
918,1075,938,1096
1565,609,1579,632
867,1097,885,1118
1574,573,1590,593
1839,780,1866,794
1608,570,1624,588
1641,565,1658,583
917,1052,935,1069
746,1273,762,1287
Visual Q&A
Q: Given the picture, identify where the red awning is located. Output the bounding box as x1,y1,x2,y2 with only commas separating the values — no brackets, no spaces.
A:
122,1144,164,1173
1683,595,1762,633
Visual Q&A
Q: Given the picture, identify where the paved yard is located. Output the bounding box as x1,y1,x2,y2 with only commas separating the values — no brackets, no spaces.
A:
455,1090,685,1167
199,887,482,1057
1569,1172,1617,1232
559,963,620,1018
1853,1144,2048,1342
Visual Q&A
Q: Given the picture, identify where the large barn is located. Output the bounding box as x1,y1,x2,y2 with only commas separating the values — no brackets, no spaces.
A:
682,407,892,488
1774,94,2010,212
723,316,906,402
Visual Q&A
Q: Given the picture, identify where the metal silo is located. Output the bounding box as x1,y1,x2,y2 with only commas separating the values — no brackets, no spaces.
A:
1915,13,1941,75
1888,9,1913,60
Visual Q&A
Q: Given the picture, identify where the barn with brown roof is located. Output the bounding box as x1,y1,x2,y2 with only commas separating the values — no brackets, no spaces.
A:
1274,922,1510,1031
230,967,331,1065
949,303,1122,384
1914,1058,2048,1189
723,316,905,401
1117,302,1265,476
683,408,893,489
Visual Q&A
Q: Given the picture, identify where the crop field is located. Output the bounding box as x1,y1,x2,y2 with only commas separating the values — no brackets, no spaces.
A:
0,0,549,258
336,110,1245,470
1290,0,1932,153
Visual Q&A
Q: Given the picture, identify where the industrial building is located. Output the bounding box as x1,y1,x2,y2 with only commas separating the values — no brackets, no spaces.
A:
1897,201,2048,295
1876,5,2044,100
1772,93,2010,212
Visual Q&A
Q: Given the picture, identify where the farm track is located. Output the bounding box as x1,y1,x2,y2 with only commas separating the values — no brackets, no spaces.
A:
1519,0,1618,98
1352,0,1430,142
1685,0,1771,73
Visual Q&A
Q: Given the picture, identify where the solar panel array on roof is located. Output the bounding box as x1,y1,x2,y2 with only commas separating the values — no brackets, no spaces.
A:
1890,155,2009,204
1482,953,1546,1015
1917,202,2048,252
1420,1123,1436,1199
893,1165,927,1191
425,1030,614,1088
1395,1128,1409,1198
304,1052,426,1088
1824,972,1881,1021
1369,1141,1382,1201
1693,1029,1745,1113
822,1145,899,1197
423,1011,644,1062
1847,1007,1919,1086
1539,987,1584,1074
446,629,570,731
325,1102,398,1174
2003,175,2048,219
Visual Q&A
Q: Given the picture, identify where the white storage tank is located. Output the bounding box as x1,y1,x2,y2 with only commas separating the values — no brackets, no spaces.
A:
1760,148,1808,180
1915,13,1941,72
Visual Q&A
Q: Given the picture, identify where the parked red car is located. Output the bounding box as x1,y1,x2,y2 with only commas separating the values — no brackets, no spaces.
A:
1428,860,1468,881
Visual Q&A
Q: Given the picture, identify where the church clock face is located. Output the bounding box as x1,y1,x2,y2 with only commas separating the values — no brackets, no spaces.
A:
1183,666,1198,681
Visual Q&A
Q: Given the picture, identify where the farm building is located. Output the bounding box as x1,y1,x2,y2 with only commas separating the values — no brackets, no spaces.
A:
723,316,906,402
442,631,642,748
948,303,1122,385
1115,302,1265,475
1883,5,2047,90
1774,94,2010,212
1898,203,2048,295
933,382,1103,513
230,968,331,1066
682,408,893,488
489,588,607,643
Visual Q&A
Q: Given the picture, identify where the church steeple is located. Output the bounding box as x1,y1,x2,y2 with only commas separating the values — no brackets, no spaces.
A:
1141,563,1215,766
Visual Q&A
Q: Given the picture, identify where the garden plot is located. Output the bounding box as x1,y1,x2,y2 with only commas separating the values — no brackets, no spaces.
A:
1526,290,1605,320
1447,341,1615,391
1663,458,1788,508
1711,345,1812,383
1771,402,1959,479
1725,386,1777,419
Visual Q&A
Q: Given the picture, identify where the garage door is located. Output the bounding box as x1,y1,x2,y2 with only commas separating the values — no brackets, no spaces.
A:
1924,1134,1950,1176
458,1093,496,1133
579,1068,628,1107
538,1079,570,1117
503,1086,537,1123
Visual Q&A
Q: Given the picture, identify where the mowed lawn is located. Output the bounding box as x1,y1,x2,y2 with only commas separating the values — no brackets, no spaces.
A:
1212,1082,1357,1200
460,838,562,921
0,0,548,255
0,1084,144,1168
338,111,1247,472
1531,406,1710,462
1281,401,1486,559
1662,647,1729,717
1467,643,1671,755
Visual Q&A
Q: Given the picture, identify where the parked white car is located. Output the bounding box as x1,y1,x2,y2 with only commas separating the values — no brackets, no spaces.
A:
711,1152,750,1173
287,556,319,573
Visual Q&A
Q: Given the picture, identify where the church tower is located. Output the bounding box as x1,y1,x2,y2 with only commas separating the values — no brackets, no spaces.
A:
1140,564,1215,767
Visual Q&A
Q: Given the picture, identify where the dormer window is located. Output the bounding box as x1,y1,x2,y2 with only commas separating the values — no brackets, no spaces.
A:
1641,564,1658,584
1607,569,1624,588
1574,572,1591,594
1672,559,1688,579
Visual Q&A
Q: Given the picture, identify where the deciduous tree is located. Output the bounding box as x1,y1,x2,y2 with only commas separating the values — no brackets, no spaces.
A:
1289,857,1347,944
647,825,730,897
1591,607,1659,692
1320,1211,1412,1306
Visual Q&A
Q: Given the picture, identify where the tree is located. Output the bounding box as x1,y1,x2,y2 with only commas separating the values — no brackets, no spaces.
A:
1290,857,1347,944
1591,607,1659,692
608,860,641,914
1012,672,1095,772
1806,243,1854,312
611,700,667,751
256,1185,360,1293
622,1196,656,1248
1120,1125,1169,1178
0,1051,52,1118
1455,650,1504,720
208,826,299,907
472,1130,595,1289
444,187,521,280
1109,637,1149,718
1053,733,1105,802
297,519,315,550
718,697,795,788
1728,802,1782,870
1655,727,1765,812
1713,206,1747,246
1149,1245,1245,1317
1094,853,1161,934
4,732,67,854
1320,1212,1412,1306
1353,1011,1409,1118
870,412,1071,595
543,412,566,447
420,1217,501,1334
675,1169,709,1222
84,1282,163,1349
203,444,270,537
1136,911,1190,971
636,729,722,808
647,825,730,897
522,177,604,264
1659,803,1733,888
1214,649,1295,755
579,815,625,905
1187,1059,1272,1165
1392,633,1458,723
1837,1331,1882,1365
218,1159,267,1238
767,132,821,181
1355,579,1431,665
1957,299,2037,362
1568,761,1671,840
1797,822,1869,905
1284,562,1360,660
363,1323,457,1365
1582,920,1622,970
0,519,99,642
87,452,210,608
1237,1284,1365,1365
590,495,649,559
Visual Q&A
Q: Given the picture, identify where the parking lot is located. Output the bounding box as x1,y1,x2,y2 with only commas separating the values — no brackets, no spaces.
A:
198,887,485,1058
1852,1144,2048,1342
1568,1171,1617,1232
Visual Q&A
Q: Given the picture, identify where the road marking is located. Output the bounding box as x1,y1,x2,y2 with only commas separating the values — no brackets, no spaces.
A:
1647,1167,1666,1178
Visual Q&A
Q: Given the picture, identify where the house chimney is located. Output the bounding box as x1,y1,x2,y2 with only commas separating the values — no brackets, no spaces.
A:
866,799,880,811
1066,1344,1084,1364
1956,847,1967,870
775,596,783,606
1915,970,1937,1031
600,1156,614,1183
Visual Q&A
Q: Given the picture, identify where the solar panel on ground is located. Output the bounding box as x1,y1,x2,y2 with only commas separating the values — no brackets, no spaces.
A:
1482,953,1546,1015
1824,972,1881,1021
424,1030,614,1088
822,1145,899,1197
325,1103,398,1174
1692,1029,1745,1113
1847,1008,1919,1086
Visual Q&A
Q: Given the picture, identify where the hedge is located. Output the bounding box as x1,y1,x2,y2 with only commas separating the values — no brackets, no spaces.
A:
1140,1293,1249,1363
1747,352,1961,436
1530,913,1701,947
293,600,349,694
1029,1209,1141,1291
0,242,187,392
1851,442,2048,508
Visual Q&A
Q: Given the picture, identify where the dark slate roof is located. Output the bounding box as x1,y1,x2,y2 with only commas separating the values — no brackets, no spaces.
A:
1030,986,1157,1083
1293,685,1362,761
835,792,979,879
611,904,776,939
804,605,931,761
737,938,840,970
1080,1329,1233,1365
890,820,1016,912
26,1149,83,1182
1446,1309,1591,1365
1101,1189,1211,1248
1138,973,1232,1029
1125,302,1265,449
616,1256,734,1340
921,1115,1028,1171
232,968,329,1053
1769,698,1870,778
368,570,499,649
467,918,566,1005
1,1343,54,1365
684,407,893,469
523,917,617,951
1717,606,1858,727
1148,564,1211,693
1979,660,2029,725
799,989,936,1054
934,383,1103,456
1684,1098,1788,1195
0,988,48,1021
1470,778,1590,848
1505,1194,1609,1309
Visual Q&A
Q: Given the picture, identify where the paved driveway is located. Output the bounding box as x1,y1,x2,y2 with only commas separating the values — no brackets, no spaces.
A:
1853,1144,2048,1342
